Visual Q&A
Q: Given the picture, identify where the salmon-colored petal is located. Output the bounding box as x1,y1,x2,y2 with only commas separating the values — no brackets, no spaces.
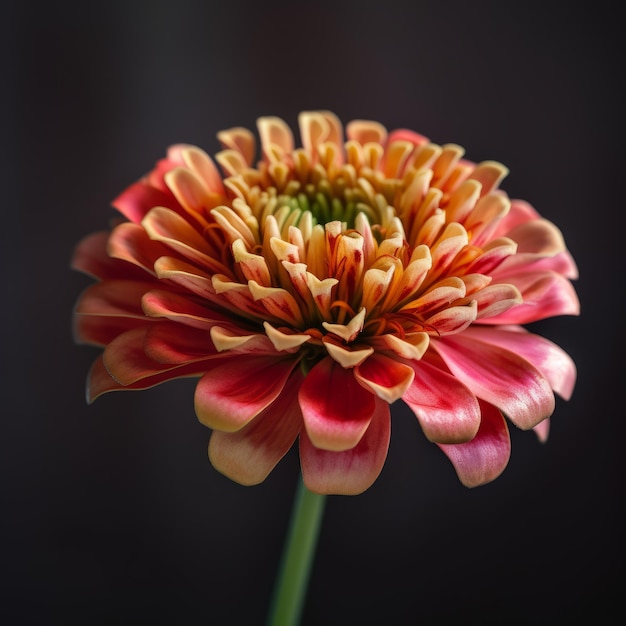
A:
194,356,297,432
141,206,217,268
300,397,390,495
299,357,376,452
103,326,183,386
459,326,577,400
257,116,294,159
107,222,170,275
71,232,150,282
71,232,113,279
113,181,179,223
208,371,304,485
403,356,480,443
491,199,540,237
217,126,256,165
87,354,209,403
75,280,155,318
438,400,511,487
467,161,509,196
432,335,555,430
345,119,388,146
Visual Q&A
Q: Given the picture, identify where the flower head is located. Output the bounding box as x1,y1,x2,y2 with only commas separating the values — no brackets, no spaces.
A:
72,111,579,494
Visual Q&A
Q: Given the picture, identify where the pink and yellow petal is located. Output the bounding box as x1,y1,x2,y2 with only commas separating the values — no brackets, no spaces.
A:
438,400,511,487
354,353,415,403
403,357,481,443
431,334,555,430
299,357,376,452
459,326,577,400
300,397,391,495
194,356,298,432
208,371,304,485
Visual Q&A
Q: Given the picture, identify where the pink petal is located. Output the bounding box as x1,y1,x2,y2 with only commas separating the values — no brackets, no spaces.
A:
403,356,481,443
438,400,511,487
300,397,391,495
354,353,415,403
431,334,555,430
491,199,540,237
495,249,578,280
194,356,297,432
299,357,376,452
485,272,580,324
208,371,304,485
533,418,550,443
387,128,429,148
459,326,576,400
217,126,257,165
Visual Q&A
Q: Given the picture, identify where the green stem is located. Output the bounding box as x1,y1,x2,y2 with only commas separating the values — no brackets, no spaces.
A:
267,475,326,626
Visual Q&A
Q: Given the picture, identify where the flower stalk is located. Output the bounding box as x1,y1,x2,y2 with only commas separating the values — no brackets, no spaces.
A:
267,476,326,626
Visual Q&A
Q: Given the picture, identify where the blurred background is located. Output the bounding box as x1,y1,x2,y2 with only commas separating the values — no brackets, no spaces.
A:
4,1,623,624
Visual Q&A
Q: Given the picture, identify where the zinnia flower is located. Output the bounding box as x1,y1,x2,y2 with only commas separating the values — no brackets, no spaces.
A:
72,111,579,495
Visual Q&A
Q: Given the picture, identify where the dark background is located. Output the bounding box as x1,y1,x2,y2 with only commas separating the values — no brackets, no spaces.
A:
4,1,624,624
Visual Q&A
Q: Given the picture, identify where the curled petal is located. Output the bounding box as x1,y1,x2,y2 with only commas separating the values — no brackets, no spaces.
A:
380,332,430,360
257,116,294,159
425,300,478,335
299,357,376,452
470,283,523,320
322,308,366,343
300,397,390,495
354,354,415,403
210,326,276,354
194,356,297,432
141,206,217,269
217,126,256,165
208,371,304,485
432,334,555,429
438,400,511,487
345,119,388,146
263,322,311,352
324,341,374,368
164,167,218,217
492,199,540,237
179,145,226,195
468,161,509,196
